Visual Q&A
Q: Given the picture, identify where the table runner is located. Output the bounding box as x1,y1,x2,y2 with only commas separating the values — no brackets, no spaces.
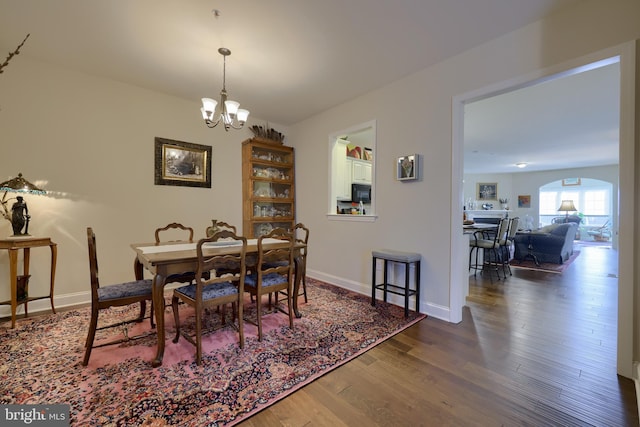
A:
137,238,283,254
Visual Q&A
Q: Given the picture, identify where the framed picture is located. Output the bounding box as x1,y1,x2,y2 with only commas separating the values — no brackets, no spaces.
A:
154,137,212,188
396,154,418,181
476,182,497,200
562,178,581,186
518,195,531,208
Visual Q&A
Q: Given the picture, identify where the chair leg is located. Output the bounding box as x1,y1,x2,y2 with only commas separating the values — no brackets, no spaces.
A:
287,285,294,330
301,260,308,303
468,246,476,275
82,307,99,366
172,296,181,344
256,293,263,341
237,296,244,349
149,300,155,328
137,300,146,322
195,305,203,365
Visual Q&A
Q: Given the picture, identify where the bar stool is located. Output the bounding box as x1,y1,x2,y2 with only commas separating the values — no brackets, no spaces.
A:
371,249,421,317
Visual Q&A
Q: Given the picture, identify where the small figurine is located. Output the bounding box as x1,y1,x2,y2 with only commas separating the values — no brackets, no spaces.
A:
11,196,30,235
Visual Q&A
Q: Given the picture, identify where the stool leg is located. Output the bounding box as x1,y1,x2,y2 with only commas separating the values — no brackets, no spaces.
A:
415,260,420,314
404,261,410,317
371,256,377,306
383,259,388,302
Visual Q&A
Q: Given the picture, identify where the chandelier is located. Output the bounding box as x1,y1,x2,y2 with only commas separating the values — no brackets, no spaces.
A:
200,47,249,131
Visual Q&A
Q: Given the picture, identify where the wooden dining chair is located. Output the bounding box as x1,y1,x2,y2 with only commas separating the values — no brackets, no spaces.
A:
274,223,309,305
244,228,295,341
293,223,309,303
205,220,237,237
83,227,154,366
171,230,247,365
155,222,197,285
155,222,194,244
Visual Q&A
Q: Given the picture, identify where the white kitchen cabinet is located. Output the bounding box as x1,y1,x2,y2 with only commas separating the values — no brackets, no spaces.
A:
352,159,372,184
335,147,352,201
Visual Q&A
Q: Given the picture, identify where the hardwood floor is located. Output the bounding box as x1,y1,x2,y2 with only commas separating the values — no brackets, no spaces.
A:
241,243,638,426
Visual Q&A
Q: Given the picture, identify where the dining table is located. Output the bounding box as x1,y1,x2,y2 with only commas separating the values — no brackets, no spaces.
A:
131,237,306,367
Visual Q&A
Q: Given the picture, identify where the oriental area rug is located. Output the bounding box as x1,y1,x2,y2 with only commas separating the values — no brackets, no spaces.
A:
0,278,425,426
509,250,580,273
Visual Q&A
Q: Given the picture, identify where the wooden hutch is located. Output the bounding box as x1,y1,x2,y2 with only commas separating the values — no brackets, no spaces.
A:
242,138,295,238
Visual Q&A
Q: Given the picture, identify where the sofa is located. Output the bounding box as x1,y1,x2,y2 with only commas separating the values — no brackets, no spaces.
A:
513,222,578,264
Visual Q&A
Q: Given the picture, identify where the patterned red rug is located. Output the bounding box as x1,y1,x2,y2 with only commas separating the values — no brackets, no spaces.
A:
0,278,424,426
510,250,580,273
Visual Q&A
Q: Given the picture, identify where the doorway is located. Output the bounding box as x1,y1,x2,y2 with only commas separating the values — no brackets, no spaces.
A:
450,42,636,378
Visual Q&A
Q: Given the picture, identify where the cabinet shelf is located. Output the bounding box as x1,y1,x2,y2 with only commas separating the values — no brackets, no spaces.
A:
243,138,295,238
251,159,293,167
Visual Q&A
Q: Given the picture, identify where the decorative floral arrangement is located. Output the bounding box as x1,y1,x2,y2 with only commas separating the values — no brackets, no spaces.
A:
499,198,509,204
249,124,285,143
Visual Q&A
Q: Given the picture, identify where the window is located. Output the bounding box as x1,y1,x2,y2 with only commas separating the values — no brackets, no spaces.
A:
583,190,608,215
328,120,376,219
539,191,558,215
539,178,612,226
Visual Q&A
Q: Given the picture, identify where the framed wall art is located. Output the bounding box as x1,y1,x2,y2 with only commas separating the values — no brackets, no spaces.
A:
154,137,212,188
562,178,581,186
518,195,531,208
476,182,497,200
396,154,418,181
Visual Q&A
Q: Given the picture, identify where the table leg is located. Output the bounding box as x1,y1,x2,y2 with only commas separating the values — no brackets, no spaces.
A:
524,234,540,266
151,273,168,367
23,248,30,317
9,248,18,329
49,243,57,314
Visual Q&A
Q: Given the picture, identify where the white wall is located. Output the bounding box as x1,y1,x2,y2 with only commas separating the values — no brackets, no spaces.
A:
0,54,287,311
290,0,639,324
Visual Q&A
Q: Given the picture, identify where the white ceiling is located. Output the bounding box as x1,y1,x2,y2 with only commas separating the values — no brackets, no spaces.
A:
2,0,615,174
464,61,620,174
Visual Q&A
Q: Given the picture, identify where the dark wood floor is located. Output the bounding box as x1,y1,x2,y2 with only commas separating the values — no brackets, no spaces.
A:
241,243,638,426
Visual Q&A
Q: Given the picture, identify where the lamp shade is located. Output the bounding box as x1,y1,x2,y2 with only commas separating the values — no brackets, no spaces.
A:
237,108,250,123
558,200,577,212
0,173,46,195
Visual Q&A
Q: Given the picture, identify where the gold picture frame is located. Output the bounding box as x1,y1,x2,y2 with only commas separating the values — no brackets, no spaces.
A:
154,137,212,188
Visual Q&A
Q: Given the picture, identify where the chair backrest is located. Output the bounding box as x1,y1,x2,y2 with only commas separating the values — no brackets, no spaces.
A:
86,227,101,301
196,230,247,291
293,223,309,245
507,217,520,239
494,218,510,243
293,223,309,258
155,222,194,243
257,227,295,283
206,220,238,237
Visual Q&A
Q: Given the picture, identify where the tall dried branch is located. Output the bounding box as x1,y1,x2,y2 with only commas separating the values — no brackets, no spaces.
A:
0,33,30,74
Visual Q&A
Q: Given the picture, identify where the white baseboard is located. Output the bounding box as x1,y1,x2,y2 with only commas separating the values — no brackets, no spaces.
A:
2,273,454,325
0,291,90,319
307,268,453,322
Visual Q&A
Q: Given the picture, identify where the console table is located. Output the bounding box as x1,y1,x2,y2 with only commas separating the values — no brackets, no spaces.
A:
0,237,57,328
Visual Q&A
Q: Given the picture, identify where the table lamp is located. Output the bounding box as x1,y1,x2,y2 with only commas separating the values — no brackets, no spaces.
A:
0,173,46,236
557,199,577,222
